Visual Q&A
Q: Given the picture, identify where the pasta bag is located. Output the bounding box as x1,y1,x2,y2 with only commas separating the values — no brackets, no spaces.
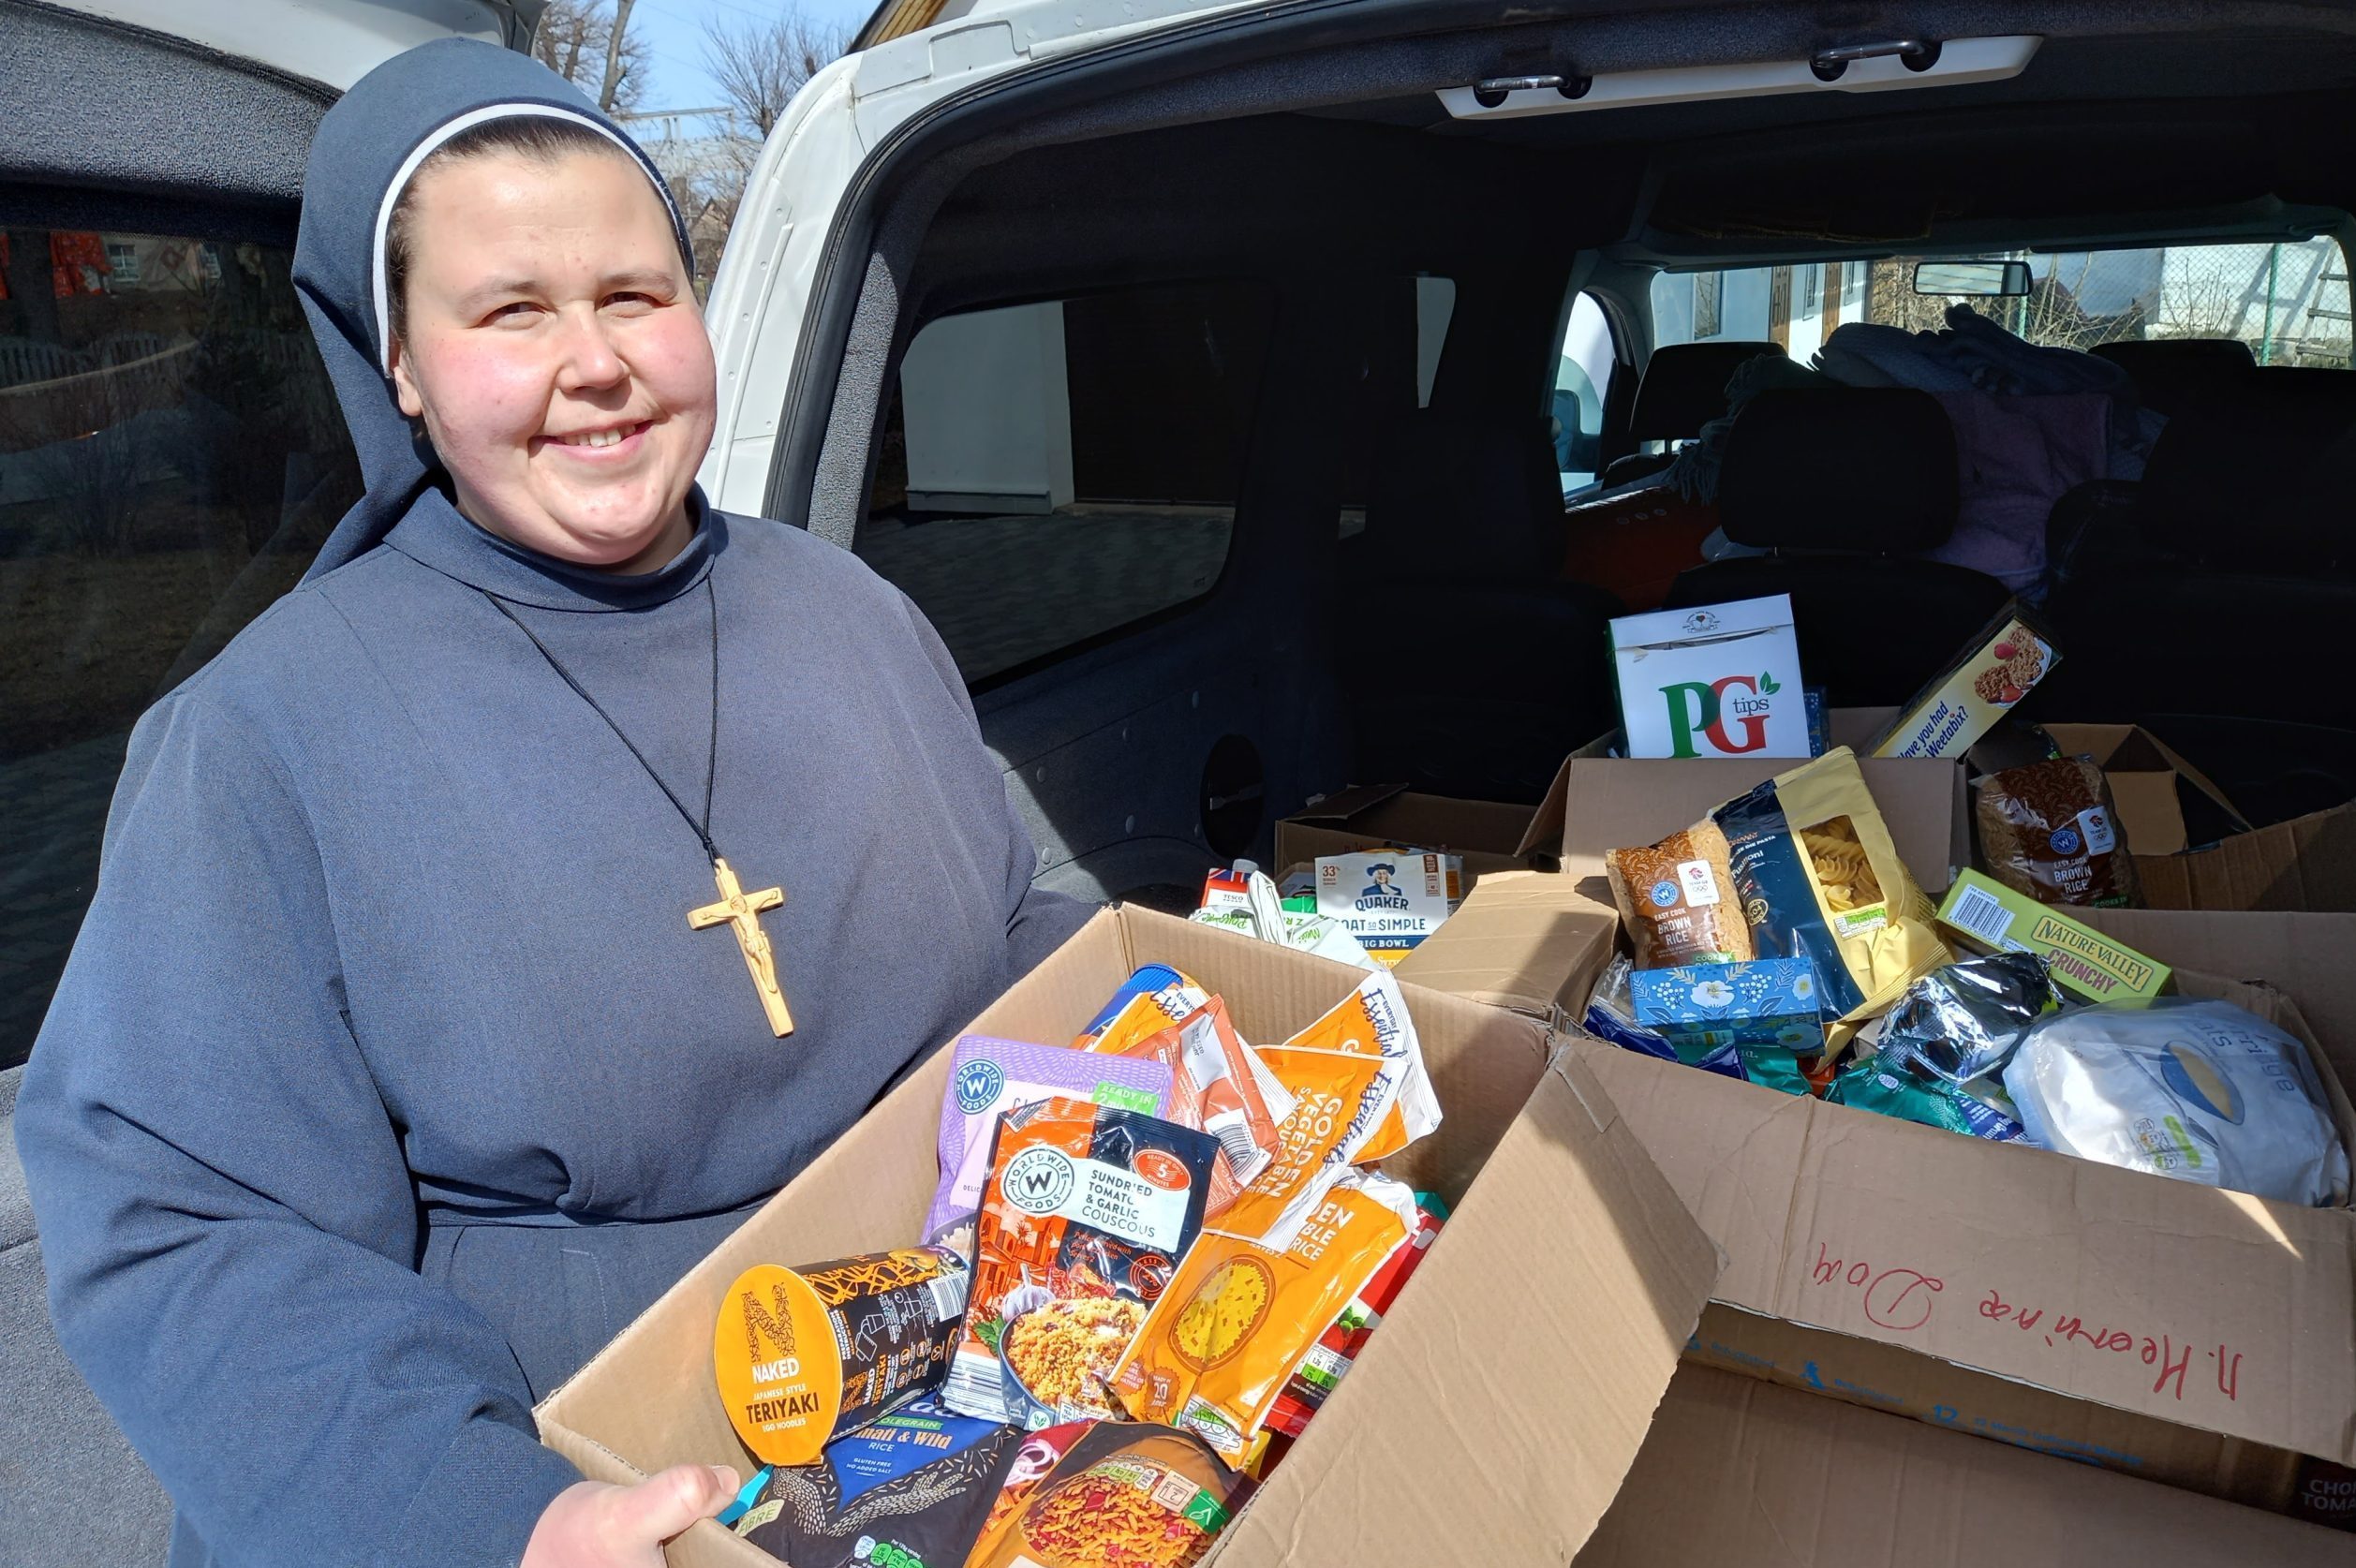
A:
1113,1166,1419,1460
1714,747,1950,1033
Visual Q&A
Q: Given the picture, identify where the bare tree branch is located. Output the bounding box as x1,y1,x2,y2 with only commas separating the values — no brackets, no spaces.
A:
702,9,852,145
531,0,648,111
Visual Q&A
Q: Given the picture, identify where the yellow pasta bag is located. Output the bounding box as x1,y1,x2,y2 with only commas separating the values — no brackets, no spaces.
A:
1713,747,1950,1040
1112,1167,1418,1459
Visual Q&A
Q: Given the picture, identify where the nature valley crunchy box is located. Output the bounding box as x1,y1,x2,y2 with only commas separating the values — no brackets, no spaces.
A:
1872,602,2060,761
1610,594,1810,761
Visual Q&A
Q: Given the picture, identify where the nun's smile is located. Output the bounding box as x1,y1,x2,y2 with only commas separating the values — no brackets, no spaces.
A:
389,146,716,574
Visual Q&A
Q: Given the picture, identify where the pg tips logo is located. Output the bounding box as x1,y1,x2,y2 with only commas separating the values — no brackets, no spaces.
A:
1659,671,1781,758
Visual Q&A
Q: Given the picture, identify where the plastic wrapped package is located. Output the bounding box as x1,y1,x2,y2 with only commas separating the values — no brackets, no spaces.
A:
2002,998,2351,1206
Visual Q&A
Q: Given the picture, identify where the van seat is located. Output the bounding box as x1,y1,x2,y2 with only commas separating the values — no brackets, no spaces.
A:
1348,412,1623,802
1663,388,2009,706
1599,340,1785,488
2090,337,2255,417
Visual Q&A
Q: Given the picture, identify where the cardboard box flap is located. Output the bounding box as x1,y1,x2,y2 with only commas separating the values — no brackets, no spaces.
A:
1217,1049,1721,1568
538,906,1721,1568
1393,870,1620,1022
2084,911,2356,1086
1578,1365,2356,1566
1280,788,1536,879
2037,722,2252,854
1575,975,2356,1470
1289,782,1415,825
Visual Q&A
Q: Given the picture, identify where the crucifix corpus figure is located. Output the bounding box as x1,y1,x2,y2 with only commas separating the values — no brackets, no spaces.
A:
689,856,793,1036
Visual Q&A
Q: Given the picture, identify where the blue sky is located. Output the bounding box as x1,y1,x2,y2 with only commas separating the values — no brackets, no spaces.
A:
627,0,876,112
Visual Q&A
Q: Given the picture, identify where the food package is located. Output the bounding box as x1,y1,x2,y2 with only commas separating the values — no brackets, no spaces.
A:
1113,1167,1421,1458
1074,965,1194,1046
1857,953,2059,1085
1086,993,1295,1219
1610,593,1811,759
947,1101,1220,1427
1627,958,1828,1057
928,1037,1175,1247
732,1396,1022,1566
1712,747,1952,1033
1826,1057,2029,1142
1872,601,2060,760
1264,1192,1447,1440
961,1419,1250,1568
1604,820,1755,969
964,1421,1092,1566
2002,998,2351,1206
1190,865,1378,971
714,1248,971,1467
1937,869,2172,1003
1580,954,1789,1090
1219,970,1441,1241
1977,755,2143,908
1311,848,1463,967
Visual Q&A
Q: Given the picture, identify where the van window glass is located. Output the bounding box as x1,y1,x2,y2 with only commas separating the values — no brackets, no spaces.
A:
1414,275,1455,407
861,280,1272,688
1,225,359,1070
1652,241,2352,366
1555,290,1616,487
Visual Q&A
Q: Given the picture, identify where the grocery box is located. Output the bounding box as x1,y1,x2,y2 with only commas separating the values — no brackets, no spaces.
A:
1569,925,2356,1524
534,906,1718,1568
1390,868,1620,1028
1610,594,1812,761
1275,784,1534,880
1516,748,1970,895
1576,1366,2356,1564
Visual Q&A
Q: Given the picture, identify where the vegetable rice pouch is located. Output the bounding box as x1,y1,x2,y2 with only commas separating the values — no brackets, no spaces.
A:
1712,747,1950,1031
1114,1166,1420,1460
928,1037,1176,1247
947,1100,1220,1427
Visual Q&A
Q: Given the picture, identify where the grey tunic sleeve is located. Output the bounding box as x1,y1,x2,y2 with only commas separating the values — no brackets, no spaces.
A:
15,690,581,1568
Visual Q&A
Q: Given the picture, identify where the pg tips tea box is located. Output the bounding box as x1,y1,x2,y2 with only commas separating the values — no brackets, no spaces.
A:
1313,849,1462,967
1611,595,1811,760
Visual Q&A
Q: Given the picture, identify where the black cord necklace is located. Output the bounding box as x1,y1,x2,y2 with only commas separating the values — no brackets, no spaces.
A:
482,574,795,1037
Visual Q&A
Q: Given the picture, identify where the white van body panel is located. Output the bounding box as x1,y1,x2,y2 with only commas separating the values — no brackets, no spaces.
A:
37,0,518,90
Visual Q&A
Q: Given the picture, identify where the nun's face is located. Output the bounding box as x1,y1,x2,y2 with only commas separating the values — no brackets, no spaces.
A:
389,148,714,572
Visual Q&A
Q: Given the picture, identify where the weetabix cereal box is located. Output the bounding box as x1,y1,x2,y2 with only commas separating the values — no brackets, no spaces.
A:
1872,602,2060,761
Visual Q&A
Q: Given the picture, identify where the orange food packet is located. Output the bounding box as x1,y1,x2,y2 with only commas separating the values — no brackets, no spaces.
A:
1112,1167,1419,1459
1092,998,1292,1218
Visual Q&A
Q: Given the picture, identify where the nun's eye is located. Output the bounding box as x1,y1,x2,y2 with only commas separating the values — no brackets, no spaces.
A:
482,302,540,326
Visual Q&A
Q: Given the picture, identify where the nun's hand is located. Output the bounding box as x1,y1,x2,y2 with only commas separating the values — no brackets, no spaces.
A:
522,1463,739,1566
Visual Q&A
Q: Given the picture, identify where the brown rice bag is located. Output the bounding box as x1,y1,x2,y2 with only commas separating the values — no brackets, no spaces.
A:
1605,820,1756,968
1976,756,2143,909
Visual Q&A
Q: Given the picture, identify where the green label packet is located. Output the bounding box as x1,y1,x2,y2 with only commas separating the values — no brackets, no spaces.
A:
1935,870,2171,1003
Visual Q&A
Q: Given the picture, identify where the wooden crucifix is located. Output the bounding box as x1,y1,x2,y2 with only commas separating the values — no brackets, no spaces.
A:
689,856,793,1037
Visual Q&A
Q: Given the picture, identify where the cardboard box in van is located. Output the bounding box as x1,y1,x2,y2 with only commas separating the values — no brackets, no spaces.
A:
1571,943,2356,1523
1391,868,1621,1029
533,906,1718,1568
1275,784,1534,879
1578,1365,2356,1564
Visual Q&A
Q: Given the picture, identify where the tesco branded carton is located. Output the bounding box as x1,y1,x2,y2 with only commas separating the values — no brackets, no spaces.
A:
1610,595,1810,762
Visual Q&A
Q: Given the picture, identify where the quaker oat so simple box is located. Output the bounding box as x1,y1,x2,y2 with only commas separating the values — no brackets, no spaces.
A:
1610,595,1811,762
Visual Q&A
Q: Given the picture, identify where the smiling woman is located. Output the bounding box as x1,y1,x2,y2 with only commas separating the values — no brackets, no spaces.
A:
11,37,1090,1568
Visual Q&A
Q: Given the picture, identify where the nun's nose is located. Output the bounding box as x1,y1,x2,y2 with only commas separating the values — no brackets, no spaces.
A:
554,307,628,392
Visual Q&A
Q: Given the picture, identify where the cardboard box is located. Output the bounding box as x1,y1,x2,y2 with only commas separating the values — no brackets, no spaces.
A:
2082,911,2356,1086
1937,869,2175,1002
1571,953,2356,1522
1611,594,1811,761
1275,785,1533,880
535,907,1718,1568
1517,750,1971,896
1577,1365,2356,1564
1390,869,1620,1028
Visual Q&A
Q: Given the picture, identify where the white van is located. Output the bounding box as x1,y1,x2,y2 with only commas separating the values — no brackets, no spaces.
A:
7,0,2356,1557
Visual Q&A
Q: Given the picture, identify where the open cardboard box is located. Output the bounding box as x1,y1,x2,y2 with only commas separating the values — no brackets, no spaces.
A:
1391,869,1622,1029
1577,1365,2356,1564
535,906,1719,1567
1839,706,2356,912
1275,783,1536,879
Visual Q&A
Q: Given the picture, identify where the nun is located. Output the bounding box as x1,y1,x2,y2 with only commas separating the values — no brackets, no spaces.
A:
15,38,1090,1568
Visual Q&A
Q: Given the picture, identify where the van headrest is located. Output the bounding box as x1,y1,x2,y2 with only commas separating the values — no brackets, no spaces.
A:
2140,370,2356,568
1362,412,1563,581
1630,340,1786,443
1717,387,1960,554
2090,338,2256,417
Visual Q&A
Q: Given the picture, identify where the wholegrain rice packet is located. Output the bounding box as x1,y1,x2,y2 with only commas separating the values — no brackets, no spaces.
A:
946,1099,1220,1428
1113,1166,1421,1460
1087,993,1294,1219
963,1420,1250,1568
927,1036,1176,1247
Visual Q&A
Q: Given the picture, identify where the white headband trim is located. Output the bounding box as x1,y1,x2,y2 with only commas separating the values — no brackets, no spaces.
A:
369,103,677,373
